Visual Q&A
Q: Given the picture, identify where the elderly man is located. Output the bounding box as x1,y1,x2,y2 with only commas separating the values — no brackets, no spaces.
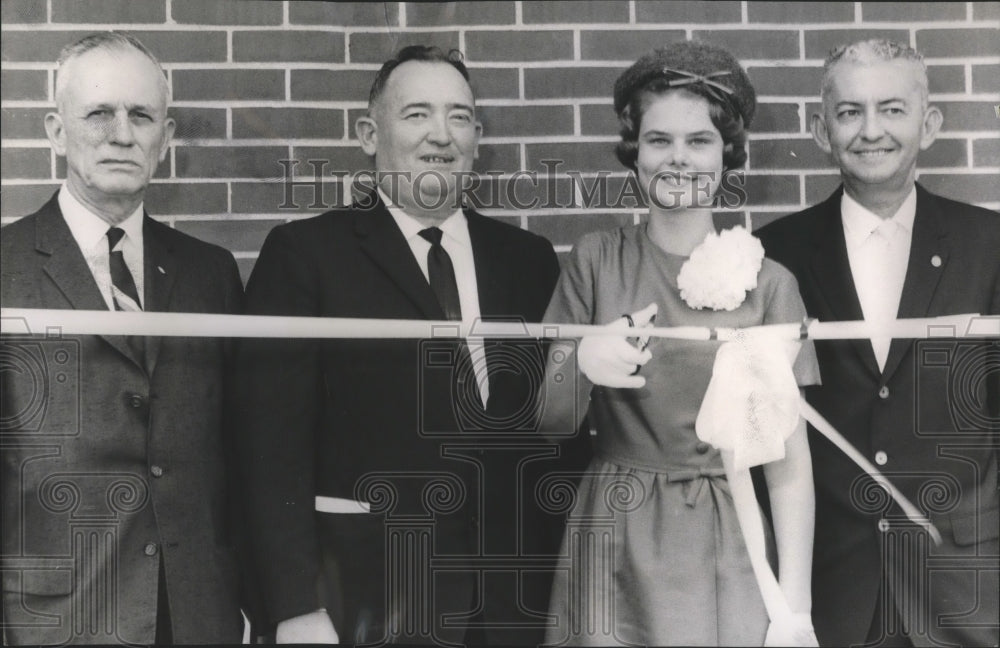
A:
758,39,999,647
234,45,573,645
1,32,245,644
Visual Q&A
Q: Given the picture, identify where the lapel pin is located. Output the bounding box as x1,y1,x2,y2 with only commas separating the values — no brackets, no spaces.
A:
157,265,166,274
930,255,942,268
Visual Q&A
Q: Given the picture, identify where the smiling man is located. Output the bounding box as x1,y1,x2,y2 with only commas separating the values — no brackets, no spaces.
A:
758,40,999,647
1,32,246,644
234,45,571,645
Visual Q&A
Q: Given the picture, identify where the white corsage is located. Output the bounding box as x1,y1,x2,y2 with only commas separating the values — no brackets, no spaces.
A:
677,226,765,311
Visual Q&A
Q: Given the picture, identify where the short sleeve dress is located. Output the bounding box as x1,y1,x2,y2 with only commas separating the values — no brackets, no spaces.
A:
543,224,821,646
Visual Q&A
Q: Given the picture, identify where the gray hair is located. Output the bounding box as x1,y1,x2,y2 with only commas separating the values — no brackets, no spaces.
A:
820,39,928,104
55,31,170,108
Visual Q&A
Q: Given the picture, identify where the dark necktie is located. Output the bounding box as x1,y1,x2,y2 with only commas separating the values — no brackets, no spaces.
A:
418,227,462,321
107,227,146,367
107,227,142,311
418,227,485,414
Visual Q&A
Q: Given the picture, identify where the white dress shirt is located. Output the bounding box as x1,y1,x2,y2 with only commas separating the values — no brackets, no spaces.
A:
841,188,916,371
59,186,145,310
380,189,489,406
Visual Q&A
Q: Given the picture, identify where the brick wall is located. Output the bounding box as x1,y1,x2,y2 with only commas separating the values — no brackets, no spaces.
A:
2,0,998,281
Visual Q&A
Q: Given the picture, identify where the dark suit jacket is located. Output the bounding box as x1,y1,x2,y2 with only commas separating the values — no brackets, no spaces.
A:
1,192,245,645
758,184,999,647
233,195,568,639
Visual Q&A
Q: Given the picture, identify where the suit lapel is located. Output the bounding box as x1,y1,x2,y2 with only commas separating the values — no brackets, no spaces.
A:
142,216,178,374
354,195,445,319
466,210,511,320
806,190,881,378
881,185,949,379
35,195,143,369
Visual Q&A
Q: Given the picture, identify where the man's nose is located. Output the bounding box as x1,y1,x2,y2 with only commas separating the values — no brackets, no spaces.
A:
107,113,136,145
426,114,452,145
860,107,886,140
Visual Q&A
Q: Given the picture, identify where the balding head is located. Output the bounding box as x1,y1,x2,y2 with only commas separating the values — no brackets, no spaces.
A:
55,31,170,112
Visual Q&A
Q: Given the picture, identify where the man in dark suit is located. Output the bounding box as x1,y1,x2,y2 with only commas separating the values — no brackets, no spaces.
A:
234,45,571,644
758,39,999,647
1,32,245,644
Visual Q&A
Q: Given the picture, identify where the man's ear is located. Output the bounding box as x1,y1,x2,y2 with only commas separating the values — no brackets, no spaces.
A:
810,112,833,155
44,112,67,156
158,116,176,162
355,115,378,156
919,105,943,151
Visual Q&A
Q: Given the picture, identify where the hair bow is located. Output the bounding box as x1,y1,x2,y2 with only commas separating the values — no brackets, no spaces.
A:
661,67,735,96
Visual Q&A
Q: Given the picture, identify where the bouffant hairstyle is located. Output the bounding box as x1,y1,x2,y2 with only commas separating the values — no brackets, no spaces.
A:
612,41,756,173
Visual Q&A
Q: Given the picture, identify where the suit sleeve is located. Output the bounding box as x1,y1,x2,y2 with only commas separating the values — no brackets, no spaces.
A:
231,225,325,624
211,248,271,633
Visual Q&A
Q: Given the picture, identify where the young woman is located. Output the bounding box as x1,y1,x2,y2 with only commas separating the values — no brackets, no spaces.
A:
540,42,819,646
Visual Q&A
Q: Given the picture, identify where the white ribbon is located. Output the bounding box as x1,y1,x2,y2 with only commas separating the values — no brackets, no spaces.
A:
1,308,996,340
2,306,983,635
694,331,945,632
696,330,802,471
798,399,942,545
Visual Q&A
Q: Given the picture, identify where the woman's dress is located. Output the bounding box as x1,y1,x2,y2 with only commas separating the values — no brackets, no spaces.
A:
543,225,820,646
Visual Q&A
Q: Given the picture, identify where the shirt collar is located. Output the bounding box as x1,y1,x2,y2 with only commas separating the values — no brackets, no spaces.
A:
58,184,144,251
841,186,916,246
379,188,469,248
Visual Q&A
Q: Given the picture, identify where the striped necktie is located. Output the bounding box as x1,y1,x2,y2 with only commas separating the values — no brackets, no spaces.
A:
107,227,142,311
107,227,146,367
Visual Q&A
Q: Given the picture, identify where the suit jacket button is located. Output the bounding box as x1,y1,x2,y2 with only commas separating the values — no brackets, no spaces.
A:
878,386,890,400
150,465,164,478
143,542,158,556
877,519,890,533
129,394,145,408
695,442,711,454
874,451,888,466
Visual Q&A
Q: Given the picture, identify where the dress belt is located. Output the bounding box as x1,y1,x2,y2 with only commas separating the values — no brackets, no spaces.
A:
664,466,728,507
596,451,729,509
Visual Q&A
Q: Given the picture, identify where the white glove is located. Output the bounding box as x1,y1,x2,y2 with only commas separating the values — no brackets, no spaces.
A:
577,303,657,388
764,612,817,647
276,609,340,644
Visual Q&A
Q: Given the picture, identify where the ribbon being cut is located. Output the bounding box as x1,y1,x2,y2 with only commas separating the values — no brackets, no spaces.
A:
2,307,997,632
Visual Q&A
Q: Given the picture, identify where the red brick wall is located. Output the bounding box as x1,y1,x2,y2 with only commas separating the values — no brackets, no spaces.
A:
2,1,998,281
